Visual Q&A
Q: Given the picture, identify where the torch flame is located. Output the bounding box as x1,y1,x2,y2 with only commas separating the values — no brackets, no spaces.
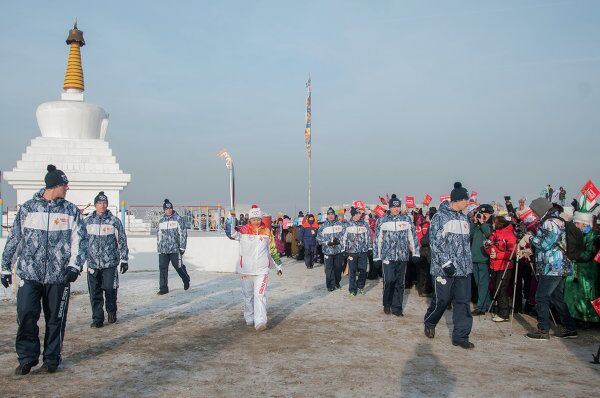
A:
217,149,233,169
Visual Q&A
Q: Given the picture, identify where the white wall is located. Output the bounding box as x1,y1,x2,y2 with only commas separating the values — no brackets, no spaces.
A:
0,235,239,275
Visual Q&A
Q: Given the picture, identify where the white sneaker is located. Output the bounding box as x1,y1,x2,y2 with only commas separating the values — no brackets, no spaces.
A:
492,315,508,322
255,323,267,331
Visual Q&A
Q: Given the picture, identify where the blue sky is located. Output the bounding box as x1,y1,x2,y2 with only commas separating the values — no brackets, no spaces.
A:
1,1,599,214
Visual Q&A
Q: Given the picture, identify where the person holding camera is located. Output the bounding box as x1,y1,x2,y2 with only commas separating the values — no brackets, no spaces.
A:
470,204,494,316
424,182,474,349
484,215,517,322
317,207,346,291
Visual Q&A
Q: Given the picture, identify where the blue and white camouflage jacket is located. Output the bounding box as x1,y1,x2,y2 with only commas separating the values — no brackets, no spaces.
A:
1,189,87,284
85,210,129,269
316,220,345,255
531,210,572,277
429,200,472,277
157,211,187,254
342,219,372,254
374,213,420,261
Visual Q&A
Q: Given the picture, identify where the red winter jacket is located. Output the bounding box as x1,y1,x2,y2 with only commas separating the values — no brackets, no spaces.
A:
484,224,516,271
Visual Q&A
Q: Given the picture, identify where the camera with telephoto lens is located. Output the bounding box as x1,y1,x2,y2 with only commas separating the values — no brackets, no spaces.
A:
513,222,526,240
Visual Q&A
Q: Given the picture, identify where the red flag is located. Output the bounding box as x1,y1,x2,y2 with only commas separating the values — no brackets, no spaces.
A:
373,205,386,217
379,196,388,206
423,194,432,206
592,297,600,318
581,180,600,203
518,208,538,226
353,200,365,211
440,195,450,203
405,196,415,208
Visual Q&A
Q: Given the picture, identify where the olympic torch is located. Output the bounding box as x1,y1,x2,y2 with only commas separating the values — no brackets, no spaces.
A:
217,149,236,232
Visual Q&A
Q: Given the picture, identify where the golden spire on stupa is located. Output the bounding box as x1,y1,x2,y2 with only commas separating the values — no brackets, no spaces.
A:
63,19,85,92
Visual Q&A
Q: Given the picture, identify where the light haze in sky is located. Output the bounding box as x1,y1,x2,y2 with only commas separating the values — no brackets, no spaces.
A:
1,1,599,214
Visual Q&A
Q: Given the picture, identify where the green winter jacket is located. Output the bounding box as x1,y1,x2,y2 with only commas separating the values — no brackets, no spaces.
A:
470,221,492,264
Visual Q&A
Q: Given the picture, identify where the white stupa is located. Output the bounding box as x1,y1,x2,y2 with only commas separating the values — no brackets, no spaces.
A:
3,21,130,208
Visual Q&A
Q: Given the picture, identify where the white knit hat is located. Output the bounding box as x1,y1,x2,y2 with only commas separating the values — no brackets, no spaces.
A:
573,211,593,226
248,204,262,219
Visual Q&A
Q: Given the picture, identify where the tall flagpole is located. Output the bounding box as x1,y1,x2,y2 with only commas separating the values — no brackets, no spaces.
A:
308,149,311,213
304,75,312,213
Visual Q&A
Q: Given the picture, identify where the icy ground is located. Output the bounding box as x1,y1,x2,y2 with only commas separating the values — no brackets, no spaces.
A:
1,257,599,397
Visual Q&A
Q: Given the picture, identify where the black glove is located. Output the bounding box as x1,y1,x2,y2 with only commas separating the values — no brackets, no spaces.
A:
332,237,340,246
442,261,456,277
1,274,12,288
180,249,185,256
120,262,128,274
62,267,79,283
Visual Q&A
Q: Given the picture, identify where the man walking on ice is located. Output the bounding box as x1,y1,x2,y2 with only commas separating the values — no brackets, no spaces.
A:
1,165,87,374
84,191,129,327
423,182,475,349
226,204,282,331
375,194,420,316
156,199,190,295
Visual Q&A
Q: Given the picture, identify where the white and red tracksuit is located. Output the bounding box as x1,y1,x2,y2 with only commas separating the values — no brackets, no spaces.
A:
228,222,282,328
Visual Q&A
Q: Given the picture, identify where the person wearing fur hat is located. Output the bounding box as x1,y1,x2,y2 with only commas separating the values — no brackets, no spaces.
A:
564,211,599,325
317,207,346,291
423,182,475,349
156,199,190,295
375,194,420,316
342,207,372,296
84,192,129,327
1,165,87,374
225,204,283,331
526,197,577,339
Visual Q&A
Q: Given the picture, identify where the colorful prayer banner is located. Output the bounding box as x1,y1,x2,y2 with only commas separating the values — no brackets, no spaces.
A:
304,77,312,158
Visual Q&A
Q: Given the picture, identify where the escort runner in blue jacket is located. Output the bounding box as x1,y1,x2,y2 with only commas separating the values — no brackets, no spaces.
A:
156,199,190,294
342,208,372,296
424,182,475,349
317,207,346,291
84,191,129,327
374,194,420,316
0,165,87,375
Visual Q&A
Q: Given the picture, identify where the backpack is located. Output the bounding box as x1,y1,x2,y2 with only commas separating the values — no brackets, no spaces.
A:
547,216,584,262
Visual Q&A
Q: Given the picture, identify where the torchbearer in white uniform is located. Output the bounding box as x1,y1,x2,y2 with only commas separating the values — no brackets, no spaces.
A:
226,204,282,331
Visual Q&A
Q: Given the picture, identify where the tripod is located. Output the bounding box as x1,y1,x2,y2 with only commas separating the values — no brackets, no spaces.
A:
485,246,557,335
485,244,517,320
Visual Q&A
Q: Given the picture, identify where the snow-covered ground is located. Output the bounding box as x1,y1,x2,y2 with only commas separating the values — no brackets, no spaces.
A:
0,256,599,397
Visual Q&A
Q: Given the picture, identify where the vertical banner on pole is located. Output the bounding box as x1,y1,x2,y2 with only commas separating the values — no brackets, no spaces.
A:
304,75,312,213
0,198,3,238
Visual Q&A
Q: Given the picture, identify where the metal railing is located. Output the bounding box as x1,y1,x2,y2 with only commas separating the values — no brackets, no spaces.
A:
126,205,226,231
